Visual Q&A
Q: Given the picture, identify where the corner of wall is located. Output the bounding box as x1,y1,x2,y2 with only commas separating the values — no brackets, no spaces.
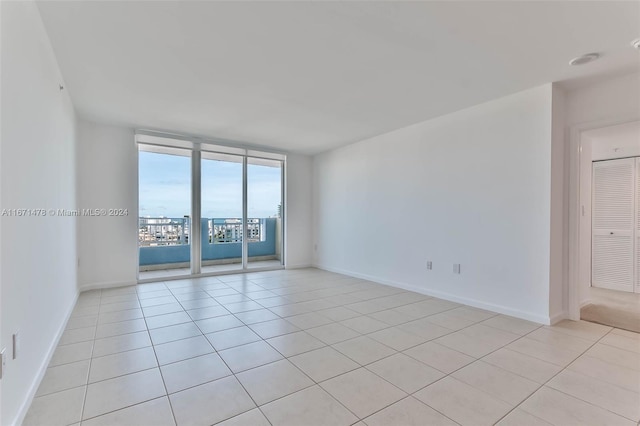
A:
549,83,568,322
1,3,81,423
78,279,137,293
284,153,314,269
76,121,138,290
12,292,78,426
548,310,567,325
314,263,552,325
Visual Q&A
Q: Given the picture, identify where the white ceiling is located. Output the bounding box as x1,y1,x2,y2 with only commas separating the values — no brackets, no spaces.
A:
37,1,640,154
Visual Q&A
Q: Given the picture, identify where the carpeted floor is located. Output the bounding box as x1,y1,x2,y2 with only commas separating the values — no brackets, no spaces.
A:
581,287,640,333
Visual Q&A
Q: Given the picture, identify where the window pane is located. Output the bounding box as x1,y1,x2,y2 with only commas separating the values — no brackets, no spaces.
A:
247,157,283,269
138,146,191,278
201,154,244,274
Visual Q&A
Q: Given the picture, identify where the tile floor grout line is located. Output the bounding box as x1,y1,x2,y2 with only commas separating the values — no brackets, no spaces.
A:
491,323,618,425
541,379,640,424
535,327,640,423
84,364,159,388
492,332,619,388
69,284,509,375
78,288,101,425
49,314,475,404
257,291,486,344
139,279,403,323
228,361,358,425
269,309,511,423
595,332,640,356
135,284,180,426
80,277,516,403
475,326,565,425
79,396,170,424
195,323,276,426
499,330,607,369
40,271,638,426
186,303,277,426
357,393,462,426
330,311,509,376
176,276,413,424
401,323,547,423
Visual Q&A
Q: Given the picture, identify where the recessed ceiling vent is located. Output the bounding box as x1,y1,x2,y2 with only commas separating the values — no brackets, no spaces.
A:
569,53,600,66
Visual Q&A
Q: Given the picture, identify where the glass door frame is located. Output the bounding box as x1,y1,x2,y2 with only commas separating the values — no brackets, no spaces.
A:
246,156,286,271
191,148,202,274
242,155,248,270
136,132,285,281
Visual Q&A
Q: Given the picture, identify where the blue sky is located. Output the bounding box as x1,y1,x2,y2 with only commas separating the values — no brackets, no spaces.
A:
139,151,281,218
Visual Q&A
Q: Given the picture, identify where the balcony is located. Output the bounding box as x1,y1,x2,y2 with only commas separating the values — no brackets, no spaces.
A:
138,217,281,275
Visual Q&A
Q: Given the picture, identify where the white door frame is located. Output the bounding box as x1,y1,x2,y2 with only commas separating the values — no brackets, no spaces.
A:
567,116,640,320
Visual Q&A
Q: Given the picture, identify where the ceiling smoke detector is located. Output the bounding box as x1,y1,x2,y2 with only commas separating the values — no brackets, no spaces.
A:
569,53,600,66
632,39,640,50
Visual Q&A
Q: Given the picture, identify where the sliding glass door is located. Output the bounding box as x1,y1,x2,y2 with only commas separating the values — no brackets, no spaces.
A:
201,152,244,274
138,145,192,279
247,157,283,269
137,135,284,280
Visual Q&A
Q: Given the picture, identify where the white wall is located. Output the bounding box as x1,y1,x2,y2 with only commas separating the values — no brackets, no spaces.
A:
578,135,593,308
566,72,640,307
313,85,558,324
548,85,567,321
566,72,640,127
1,2,78,424
585,121,640,161
285,154,313,268
77,121,138,290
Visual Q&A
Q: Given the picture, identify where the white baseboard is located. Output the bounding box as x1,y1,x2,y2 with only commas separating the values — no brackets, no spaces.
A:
548,311,567,325
13,291,79,426
314,263,551,325
285,263,312,270
79,280,136,292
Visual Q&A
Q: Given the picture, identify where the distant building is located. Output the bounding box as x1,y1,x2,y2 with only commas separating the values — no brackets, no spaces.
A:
139,216,189,246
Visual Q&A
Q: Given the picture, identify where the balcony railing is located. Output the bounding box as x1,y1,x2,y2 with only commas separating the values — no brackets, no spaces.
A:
209,218,264,244
139,217,190,247
138,217,280,268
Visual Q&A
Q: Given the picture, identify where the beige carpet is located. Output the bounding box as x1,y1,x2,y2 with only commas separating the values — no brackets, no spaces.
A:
581,287,640,333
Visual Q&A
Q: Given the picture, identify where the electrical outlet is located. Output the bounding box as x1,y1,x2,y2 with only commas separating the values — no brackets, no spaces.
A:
453,264,461,274
0,348,6,380
12,331,19,359
426,261,433,270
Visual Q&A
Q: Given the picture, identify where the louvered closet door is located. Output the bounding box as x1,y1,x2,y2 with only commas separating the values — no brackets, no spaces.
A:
592,158,635,292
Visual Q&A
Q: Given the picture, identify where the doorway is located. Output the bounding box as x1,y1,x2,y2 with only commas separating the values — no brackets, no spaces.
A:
574,121,640,331
138,145,192,278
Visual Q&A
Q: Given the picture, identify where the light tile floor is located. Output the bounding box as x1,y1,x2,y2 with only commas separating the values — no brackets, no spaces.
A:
24,268,640,426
